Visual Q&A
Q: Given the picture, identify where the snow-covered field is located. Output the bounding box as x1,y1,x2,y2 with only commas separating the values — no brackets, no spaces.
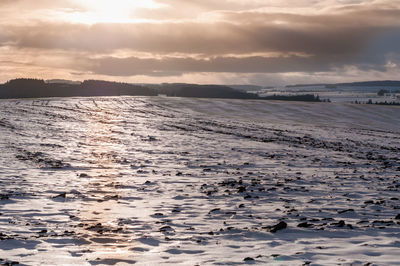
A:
256,86,400,103
0,96,399,265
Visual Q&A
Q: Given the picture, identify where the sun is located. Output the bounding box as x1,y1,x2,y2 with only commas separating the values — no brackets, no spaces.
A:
68,0,163,24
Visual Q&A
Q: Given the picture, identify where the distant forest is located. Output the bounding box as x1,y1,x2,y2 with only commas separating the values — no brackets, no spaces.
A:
0,78,323,102
0,79,157,99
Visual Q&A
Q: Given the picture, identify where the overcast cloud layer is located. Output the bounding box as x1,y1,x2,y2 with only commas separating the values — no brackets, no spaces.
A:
1,0,399,85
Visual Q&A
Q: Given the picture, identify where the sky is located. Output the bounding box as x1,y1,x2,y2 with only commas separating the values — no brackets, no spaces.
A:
0,0,399,86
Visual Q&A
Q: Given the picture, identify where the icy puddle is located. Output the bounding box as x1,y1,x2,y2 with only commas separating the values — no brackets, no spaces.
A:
0,97,399,265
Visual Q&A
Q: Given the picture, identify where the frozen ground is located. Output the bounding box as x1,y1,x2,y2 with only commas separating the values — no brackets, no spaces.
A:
0,96,399,265
256,86,400,103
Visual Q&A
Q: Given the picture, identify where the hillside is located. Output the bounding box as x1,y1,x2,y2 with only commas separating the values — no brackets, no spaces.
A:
0,79,157,99
0,79,322,102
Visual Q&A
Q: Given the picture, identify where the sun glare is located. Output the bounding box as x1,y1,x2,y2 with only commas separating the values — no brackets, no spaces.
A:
68,0,163,24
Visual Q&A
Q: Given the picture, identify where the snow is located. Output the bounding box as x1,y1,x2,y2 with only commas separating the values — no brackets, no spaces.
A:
0,96,399,265
257,85,400,104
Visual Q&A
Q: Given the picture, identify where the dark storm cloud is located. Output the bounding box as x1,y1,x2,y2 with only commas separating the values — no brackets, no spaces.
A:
87,54,385,77
3,22,242,54
3,12,398,57
218,8,400,27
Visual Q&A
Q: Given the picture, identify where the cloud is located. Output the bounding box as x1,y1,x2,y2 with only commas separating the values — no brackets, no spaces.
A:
0,0,399,84
0,0,82,11
4,10,398,58
87,53,388,77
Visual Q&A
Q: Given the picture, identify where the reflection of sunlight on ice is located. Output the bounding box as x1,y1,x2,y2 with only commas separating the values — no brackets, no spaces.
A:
77,105,134,262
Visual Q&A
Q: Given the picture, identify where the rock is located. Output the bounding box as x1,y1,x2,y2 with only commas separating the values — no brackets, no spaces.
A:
146,136,157,141
70,189,81,195
104,195,119,201
52,192,66,199
237,186,246,193
0,194,9,200
297,222,312,228
209,208,221,213
244,257,254,261
270,221,287,233
338,209,354,214
347,224,354,229
331,220,345,227
0,232,10,240
4,261,19,266
395,214,400,220
159,226,174,232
